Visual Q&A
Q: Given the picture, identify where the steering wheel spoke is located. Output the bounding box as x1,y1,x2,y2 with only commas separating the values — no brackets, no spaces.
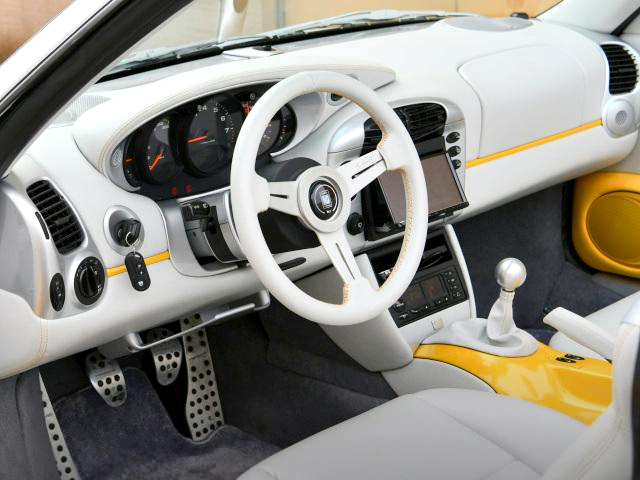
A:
338,149,387,197
317,228,362,284
268,181,300,217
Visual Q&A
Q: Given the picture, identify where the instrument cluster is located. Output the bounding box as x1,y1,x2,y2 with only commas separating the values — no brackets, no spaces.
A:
121,83,296,200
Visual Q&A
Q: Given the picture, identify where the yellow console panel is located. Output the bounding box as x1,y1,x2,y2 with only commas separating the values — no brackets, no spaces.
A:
414,342,612,424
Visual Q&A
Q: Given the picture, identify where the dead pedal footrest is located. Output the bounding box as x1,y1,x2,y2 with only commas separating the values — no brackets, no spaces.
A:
146,327,183,386
85,351,127,407
40,374,81,480
181,314,224,441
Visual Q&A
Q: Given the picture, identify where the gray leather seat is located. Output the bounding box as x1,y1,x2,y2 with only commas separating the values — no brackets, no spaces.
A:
240,388,584,480
550,291,640,358
241,303,640,480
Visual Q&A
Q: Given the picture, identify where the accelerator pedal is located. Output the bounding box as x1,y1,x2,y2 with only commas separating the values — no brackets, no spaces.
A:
39,374,81,480
181,314,224,441
146,327,183,386
85,351,126,407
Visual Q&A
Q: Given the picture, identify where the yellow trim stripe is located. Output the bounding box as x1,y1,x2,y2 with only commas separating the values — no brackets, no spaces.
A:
106,250,170,277
467,119,603,169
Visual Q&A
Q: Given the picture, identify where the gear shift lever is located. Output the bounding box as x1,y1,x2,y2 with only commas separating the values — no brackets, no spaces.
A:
495,258,527,292
423,257,538,357
487,258,527,339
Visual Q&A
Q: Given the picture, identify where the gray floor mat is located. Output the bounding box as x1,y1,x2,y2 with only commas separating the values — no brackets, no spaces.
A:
54,367,279,480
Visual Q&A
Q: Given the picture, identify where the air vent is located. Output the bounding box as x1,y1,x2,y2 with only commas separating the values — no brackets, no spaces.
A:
27,180,84,254
601,43,639,95
361,103,447,154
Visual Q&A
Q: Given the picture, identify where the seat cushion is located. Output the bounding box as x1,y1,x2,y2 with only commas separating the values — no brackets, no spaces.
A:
549,291,640,358
239,388,585,480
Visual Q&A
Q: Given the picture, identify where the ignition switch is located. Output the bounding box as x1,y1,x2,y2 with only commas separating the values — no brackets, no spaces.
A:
114,219,141,247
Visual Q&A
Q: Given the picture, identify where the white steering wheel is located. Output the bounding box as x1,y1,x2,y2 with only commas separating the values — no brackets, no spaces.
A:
230,71,428,325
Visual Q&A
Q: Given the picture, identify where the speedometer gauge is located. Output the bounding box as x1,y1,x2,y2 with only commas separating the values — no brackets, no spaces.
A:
184,94,242,177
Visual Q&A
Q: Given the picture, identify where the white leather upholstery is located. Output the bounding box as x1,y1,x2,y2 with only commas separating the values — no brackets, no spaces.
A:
239,389,585,480
240,301,639,480
549,291,640,358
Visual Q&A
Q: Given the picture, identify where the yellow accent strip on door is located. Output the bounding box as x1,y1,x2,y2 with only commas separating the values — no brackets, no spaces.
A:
467,119,603,169
106,250,170,277
414,342,611,425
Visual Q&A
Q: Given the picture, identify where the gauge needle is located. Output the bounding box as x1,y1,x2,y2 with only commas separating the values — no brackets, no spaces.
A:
188,135,208,144
149,151,164,171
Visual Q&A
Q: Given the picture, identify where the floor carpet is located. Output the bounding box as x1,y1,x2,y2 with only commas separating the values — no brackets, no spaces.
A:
455,184,623,333
54,367,279,480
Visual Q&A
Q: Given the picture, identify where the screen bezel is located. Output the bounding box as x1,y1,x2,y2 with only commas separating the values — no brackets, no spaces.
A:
378,146,468,224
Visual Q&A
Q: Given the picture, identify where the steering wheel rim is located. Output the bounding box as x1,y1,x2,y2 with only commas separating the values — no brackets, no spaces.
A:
230,71,428,325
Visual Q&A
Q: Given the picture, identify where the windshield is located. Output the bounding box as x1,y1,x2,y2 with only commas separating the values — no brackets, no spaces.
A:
0,0,563,65
121,0,561,63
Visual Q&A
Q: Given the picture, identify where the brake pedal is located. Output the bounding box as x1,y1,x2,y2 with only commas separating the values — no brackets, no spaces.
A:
39,374,81,480
181,314,224,441
146,327,183,386
85,351,126,407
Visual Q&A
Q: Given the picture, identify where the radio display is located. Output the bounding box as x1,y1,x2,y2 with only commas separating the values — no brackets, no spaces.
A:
377,152,468,224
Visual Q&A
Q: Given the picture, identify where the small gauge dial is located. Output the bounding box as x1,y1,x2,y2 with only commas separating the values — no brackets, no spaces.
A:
122,140,141,187
239,91,281,155
136,116,178,184
274,104,296,151
185,94,242,176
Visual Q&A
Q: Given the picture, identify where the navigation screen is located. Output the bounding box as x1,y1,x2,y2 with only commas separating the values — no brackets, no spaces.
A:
377,152,467,224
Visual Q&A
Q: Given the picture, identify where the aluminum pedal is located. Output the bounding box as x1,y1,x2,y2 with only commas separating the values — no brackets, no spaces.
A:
181,314,224,441
39,375,81,480
146,327,183,386
85,351,126,407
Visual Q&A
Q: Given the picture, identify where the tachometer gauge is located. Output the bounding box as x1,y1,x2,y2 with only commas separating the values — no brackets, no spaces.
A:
137,116,178,184
185,94,242,177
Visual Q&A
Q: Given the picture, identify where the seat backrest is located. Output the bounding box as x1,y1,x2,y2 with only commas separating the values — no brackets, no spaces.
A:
544,301,640,480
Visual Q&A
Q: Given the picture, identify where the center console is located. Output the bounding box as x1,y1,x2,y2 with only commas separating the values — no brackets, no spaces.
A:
369,230,468,328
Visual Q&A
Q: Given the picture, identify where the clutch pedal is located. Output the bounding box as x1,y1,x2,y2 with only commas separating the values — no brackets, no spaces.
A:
146,327,183,386
85,351,127,407
181,314,224,441
40,374,81,480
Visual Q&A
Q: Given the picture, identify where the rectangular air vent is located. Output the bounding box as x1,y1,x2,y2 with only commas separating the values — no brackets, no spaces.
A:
601,43,639,95
26,180,84,254
362,103,447,154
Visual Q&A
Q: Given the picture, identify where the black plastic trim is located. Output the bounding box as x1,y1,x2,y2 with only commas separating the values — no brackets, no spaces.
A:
612,6,640,36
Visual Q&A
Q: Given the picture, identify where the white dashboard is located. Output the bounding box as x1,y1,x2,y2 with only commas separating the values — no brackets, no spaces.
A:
0,15,639,378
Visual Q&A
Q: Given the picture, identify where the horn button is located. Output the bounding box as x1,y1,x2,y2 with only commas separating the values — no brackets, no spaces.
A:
309,181,340,220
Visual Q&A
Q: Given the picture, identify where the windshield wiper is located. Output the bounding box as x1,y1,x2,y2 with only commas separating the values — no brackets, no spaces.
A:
101,10,459,82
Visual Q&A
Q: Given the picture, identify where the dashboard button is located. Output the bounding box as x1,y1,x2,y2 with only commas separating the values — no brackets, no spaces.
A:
393,299,406,313
447,146,461,157
446,132,461,143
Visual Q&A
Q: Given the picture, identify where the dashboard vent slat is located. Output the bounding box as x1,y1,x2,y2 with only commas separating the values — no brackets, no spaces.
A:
26,180,84,254
361,103,447,155
601,43,639,95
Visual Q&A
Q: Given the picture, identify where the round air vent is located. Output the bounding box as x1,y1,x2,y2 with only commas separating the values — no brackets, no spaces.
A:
587,192,640,265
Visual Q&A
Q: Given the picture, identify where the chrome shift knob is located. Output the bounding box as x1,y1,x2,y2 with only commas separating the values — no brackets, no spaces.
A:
495,258,527,291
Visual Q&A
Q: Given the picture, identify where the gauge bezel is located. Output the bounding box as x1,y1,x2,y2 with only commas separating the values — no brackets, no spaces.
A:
134,114,180,185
